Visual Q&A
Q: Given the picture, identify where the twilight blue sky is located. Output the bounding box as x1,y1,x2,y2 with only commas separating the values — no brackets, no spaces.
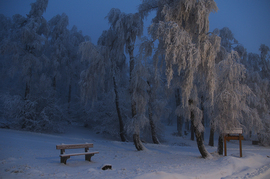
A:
0,0,269,54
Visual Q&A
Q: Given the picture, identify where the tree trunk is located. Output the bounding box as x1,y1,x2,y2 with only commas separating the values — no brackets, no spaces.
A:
175,89,183,136
67,83,72,114
148,107,159,144
200,96,204,141
24,82,30,100
185,120,189,131
24,68,32,100
147,81,159,144
128,44,144,150
133,133,144,150
113,76,127,142
218,134,223,155
129,44,135,82
129,46,137,125
149,114,159,144
191,111,210,158
191,121,194,141
208,125,215,146
53,75,56,91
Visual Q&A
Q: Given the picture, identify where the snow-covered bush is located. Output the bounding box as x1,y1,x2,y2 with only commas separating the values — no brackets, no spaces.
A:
1,94,66,133
83,91,129,138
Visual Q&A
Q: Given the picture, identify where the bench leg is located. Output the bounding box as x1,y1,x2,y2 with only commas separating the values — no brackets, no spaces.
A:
61,156,70,164
85,154,94,162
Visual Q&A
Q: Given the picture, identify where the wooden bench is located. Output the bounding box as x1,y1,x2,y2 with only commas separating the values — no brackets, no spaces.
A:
56,143,99,164
223,128,244,157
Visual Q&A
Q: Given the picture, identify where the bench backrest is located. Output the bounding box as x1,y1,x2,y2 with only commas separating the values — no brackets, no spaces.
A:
56,143,93,150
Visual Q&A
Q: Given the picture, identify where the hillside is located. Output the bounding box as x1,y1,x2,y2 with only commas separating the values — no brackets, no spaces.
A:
0,125,270,179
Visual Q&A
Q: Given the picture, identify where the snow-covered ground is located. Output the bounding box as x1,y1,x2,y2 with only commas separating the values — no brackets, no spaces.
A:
0,125,270,179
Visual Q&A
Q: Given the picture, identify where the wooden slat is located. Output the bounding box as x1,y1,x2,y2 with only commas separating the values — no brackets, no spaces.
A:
225,135,244,141
224,128,243,134
60,151,99,157
56,143,93,150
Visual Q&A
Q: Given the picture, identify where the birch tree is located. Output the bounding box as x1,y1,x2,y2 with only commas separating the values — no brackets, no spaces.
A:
106,8,144,150
214,51,262,154
0,14,12,92
79,28,128,142
0,0,70,132
259,44,270,79
137,37,165,144
139,0,220,158
219,27,238,52
244,46,270,145
14,0,49,99
47,13,70,93
47,14,86,115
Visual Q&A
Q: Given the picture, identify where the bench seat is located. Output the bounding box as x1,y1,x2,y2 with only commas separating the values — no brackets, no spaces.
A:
60,151,99,157
56,143,99,164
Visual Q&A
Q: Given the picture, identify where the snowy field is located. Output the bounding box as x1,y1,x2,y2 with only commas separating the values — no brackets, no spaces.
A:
0,125,270,179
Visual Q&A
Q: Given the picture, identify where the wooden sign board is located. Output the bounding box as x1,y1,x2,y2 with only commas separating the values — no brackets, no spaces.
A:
223,128,244,158
224,128,243,134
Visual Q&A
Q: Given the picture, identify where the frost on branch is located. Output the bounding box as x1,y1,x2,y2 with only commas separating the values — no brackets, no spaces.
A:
213,51,262,134
28,0,49,18
144,0,219,108
1,94,65,133
79,41,109,103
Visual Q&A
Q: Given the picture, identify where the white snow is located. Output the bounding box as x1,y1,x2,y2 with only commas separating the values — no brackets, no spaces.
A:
0,125,270,179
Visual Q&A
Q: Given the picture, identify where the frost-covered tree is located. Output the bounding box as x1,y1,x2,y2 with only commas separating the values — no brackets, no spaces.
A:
135,37,166,144
22,0,49,99
139,0,220,158
0,14,11,42
243,45,270,146
47,13,70,92
0,14,12,92
106,8,144,150
66,26,90,114
234,44,247,63
79,27,129,142
259,44,270,79
1,0,48,105
0,0,73,132
6,0,49,99
213,51,262,154
47,13,87,116
218,27,238,52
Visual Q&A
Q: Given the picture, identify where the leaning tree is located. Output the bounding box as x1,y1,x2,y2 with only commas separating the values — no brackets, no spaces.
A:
106,8,145,149
79,27,129,142
139,0,220,158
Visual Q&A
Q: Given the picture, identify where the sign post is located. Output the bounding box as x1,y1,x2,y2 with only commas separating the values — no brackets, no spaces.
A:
223,128,244,157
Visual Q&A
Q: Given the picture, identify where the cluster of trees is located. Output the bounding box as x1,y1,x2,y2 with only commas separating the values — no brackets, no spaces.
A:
1,0,270,158
0,0,89,132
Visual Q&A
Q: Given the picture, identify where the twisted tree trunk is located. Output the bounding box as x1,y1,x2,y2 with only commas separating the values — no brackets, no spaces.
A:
189,99,211,158
147,81,159,144
218,134,223,155
208,125,215,146
191,122,194,141
113,76,127,142
191,111,211,158
200,96,204,141
24,82,30,100
175,89,183,136
24,68,32,100
67,83,72,114
129,44,144,150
